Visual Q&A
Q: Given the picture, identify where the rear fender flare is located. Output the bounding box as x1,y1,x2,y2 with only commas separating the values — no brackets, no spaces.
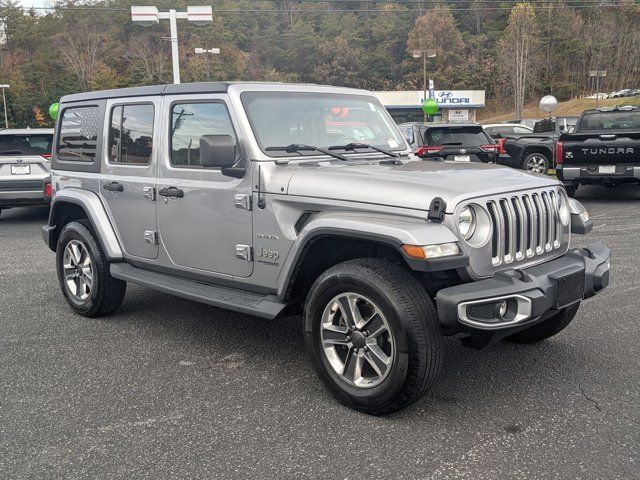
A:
47,188,123,260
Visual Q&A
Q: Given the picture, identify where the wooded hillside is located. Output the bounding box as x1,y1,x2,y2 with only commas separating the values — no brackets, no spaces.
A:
1,0,639,127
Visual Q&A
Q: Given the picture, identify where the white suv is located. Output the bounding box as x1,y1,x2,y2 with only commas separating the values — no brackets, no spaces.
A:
0,128,54,217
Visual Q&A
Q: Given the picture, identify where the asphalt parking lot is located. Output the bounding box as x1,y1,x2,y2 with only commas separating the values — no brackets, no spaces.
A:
1,185,638,480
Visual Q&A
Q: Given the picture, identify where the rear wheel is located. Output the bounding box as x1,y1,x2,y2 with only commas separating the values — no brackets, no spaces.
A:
304,258,443,415
56,221,126,317
522,152,550,174
507,302,580,344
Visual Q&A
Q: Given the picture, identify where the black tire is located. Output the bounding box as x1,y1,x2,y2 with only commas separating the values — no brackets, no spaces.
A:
56,220,126,317
304,258,443,415
507,302,580,344
521,152,550,174
565,184,577,198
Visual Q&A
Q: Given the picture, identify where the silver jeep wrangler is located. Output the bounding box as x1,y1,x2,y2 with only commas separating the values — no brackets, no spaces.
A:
43,83,610,414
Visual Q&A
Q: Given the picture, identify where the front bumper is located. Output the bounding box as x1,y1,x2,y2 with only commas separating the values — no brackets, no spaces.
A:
436,243,610,332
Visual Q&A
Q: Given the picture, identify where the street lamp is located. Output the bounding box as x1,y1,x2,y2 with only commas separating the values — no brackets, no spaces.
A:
0,84,9,129
131,6,213,84
412,49,436,121
589,70,607,108
194,48,221,82
194,47,220,55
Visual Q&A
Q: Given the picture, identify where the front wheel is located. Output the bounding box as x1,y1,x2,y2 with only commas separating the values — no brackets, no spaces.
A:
522,152,550,174
506,302,580,344
56,220,126,317
304,258,443,415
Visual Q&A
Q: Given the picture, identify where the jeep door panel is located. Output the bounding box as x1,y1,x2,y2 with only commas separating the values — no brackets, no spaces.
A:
157,95,253,277
99,97,160,260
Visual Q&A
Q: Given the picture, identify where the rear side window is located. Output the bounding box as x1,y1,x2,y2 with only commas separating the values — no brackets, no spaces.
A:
109,104,154,165
58,106,100,162
424,127,490,146
578,111,640,130
0,134,52,156
170,102,236,168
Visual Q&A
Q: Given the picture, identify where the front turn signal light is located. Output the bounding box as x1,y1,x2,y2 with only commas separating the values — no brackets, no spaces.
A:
402,242,460,260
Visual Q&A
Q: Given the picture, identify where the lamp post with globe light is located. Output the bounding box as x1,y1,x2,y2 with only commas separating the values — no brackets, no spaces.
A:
0,84,9,128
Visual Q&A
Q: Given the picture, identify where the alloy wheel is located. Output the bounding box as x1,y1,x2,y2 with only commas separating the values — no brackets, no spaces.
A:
320,292,395,388
526,155,548,174
62,239,94,301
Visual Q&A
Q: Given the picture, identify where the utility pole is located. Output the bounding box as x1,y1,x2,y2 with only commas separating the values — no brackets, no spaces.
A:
194,48,221,81
0,84,9,129
131,6,213,84
589,70,607,108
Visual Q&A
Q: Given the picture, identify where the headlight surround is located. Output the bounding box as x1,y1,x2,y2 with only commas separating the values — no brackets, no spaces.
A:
558,189,570,226
458,206,476,240
457,204,492,247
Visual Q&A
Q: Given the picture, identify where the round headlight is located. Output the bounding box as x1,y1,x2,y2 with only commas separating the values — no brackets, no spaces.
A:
459,206,476,240
558,190,570,226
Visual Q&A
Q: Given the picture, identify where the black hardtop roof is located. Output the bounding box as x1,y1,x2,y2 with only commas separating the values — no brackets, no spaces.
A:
60,82,233,103
61,81,334,103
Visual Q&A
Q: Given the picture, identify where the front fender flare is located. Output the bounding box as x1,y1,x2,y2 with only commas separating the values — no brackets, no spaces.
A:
45,188,123,260
276,211,465,297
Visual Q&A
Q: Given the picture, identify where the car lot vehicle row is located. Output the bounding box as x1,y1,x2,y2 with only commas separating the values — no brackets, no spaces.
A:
41,82,609,414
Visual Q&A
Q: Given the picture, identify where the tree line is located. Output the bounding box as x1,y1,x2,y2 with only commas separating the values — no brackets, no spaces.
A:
1,0,639,127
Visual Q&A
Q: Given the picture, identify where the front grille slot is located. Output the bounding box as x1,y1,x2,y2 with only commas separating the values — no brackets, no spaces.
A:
487,189,563,267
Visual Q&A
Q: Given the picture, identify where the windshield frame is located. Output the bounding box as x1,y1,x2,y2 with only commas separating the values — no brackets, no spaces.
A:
239,91,408,159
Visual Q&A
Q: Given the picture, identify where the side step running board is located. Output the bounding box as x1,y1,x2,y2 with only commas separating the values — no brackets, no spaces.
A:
110,263,287,319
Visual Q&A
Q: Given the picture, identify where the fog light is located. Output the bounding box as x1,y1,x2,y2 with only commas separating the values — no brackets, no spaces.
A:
497,300,508,319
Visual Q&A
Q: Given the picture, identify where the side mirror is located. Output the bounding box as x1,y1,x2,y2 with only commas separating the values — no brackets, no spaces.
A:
200,134,236,168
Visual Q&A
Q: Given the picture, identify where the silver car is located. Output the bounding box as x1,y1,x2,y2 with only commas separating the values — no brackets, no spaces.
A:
0,128,54,216
42,83,610,414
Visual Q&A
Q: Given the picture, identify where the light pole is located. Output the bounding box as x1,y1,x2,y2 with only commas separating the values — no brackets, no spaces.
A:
412,49,436,121
0,84,9,129
131,6,213,84
194,48,220,81
589,70,607,108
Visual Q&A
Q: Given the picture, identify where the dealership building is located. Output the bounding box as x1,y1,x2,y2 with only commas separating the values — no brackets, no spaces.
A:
373,90,486,124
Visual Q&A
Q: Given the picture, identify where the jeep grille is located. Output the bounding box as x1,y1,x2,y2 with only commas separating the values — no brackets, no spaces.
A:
486,190,562,267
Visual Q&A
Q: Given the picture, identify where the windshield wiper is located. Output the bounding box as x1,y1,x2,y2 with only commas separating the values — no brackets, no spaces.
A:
0,150,23,155
439,142,463,146
265,144,348,161
329,142,399,157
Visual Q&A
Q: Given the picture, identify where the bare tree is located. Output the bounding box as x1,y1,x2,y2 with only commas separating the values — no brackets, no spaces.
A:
124,35,171,85
57,25,106,91
498,3,540,119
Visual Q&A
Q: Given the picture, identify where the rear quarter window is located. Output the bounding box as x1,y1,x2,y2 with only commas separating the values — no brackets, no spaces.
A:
57,106,101,162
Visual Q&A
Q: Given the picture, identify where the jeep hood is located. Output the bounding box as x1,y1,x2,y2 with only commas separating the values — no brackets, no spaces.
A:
285,160,559,213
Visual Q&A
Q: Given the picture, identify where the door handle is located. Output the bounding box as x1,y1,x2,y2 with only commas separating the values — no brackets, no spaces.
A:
158,186,184,198
103,181,123,192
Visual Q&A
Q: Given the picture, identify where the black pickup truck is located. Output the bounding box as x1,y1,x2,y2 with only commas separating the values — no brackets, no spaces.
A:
557,106,640,196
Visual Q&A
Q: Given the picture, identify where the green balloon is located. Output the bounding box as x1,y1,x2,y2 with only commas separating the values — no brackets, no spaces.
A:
422,98,438,116
49,102,59,121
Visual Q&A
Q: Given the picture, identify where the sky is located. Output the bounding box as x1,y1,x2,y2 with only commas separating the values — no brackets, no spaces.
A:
17,0,51,9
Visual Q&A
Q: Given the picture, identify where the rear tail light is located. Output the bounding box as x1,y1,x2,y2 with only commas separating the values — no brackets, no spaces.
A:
41,154,52,161
479,144,498,153
415,146,443,156
556,141,563,165
497,138,507,154
44,181,53,198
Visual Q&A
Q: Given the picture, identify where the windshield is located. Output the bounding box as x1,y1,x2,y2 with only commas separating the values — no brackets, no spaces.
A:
0,134,52,156
241,92,406,156
578,111,640,130
423,126,490,146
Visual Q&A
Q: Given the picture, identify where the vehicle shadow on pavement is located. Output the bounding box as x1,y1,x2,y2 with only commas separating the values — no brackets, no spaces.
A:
109,284,590,420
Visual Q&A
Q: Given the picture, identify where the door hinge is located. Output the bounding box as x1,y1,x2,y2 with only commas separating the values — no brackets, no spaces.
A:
143,186,156,201
144,230,159,245
234,193,252,211
235,244,253,262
